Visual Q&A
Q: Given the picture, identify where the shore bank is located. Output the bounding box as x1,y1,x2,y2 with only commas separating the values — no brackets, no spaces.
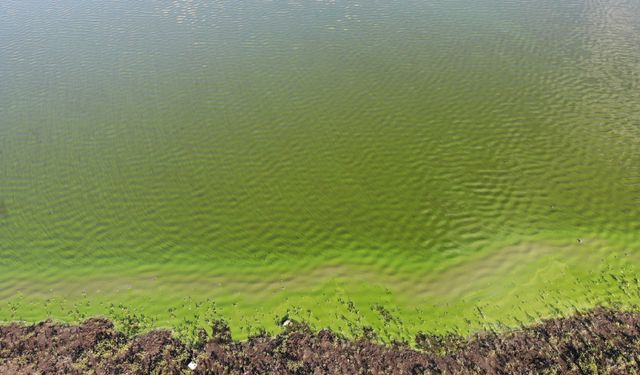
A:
1,306,639,374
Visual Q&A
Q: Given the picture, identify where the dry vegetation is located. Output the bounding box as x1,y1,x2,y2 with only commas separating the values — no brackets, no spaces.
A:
1,307,640,374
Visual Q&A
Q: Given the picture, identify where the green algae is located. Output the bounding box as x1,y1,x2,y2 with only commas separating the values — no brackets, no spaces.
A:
0,0,639,340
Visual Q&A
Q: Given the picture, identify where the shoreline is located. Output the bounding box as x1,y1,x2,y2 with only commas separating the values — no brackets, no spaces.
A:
1,306,639,374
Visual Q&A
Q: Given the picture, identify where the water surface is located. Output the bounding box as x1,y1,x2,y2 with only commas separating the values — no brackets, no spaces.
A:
1,0,639,337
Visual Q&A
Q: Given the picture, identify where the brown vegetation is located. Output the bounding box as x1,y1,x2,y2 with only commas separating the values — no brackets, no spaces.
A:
1,307,639,374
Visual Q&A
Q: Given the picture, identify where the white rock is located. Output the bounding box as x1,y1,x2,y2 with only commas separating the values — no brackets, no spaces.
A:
188,361,197,370
283,319,292,327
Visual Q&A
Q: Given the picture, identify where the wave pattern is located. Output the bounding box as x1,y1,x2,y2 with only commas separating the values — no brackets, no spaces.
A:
0,0,639,331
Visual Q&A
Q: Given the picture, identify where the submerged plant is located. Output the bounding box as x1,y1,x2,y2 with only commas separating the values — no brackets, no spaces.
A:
108,304,154,337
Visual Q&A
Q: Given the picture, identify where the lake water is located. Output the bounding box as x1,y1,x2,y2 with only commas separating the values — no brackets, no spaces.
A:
1,0,639,338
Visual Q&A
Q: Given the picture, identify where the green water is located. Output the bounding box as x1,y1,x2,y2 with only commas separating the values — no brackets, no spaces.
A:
1,0,639,339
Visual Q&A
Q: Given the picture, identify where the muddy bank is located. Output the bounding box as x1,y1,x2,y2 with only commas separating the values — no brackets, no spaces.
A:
1,307,639,374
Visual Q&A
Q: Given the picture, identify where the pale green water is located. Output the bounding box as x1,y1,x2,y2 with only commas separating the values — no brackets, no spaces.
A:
1,0,639,339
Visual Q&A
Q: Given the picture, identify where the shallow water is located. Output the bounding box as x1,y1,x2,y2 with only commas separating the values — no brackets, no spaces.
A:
1,0,639,337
